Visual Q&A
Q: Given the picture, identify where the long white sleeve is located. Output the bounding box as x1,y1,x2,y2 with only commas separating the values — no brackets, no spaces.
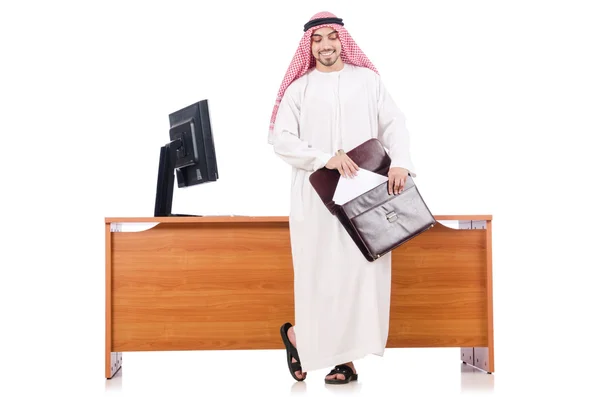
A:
271,85,333,172
376,76,417,177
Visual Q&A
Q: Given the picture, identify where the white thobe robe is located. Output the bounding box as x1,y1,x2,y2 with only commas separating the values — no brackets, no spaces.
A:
271,64,416,372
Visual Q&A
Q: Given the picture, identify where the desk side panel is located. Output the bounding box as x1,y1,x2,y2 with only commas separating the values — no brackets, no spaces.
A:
106,223,122,378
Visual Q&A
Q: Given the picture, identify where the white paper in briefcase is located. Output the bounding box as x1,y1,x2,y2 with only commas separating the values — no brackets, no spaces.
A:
332,168,388,205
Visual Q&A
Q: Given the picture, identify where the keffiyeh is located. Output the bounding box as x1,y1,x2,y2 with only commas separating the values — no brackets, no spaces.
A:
268,11,379,143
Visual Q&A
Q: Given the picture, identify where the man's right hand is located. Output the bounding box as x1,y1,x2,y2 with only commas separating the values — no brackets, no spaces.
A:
326,152,359,178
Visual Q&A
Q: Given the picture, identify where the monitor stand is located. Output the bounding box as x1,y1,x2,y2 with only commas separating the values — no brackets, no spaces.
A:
153,141,203,217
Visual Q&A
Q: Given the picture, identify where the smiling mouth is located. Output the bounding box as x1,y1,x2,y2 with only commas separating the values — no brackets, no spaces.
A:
320,50,335,56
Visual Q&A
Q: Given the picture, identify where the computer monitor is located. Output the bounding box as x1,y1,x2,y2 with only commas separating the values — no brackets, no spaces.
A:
154,99,218,216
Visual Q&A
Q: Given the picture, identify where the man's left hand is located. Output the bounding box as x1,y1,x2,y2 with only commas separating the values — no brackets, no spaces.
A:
388,167,409,195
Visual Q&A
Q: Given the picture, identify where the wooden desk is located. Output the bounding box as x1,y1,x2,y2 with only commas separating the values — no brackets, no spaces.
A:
105,215,494,378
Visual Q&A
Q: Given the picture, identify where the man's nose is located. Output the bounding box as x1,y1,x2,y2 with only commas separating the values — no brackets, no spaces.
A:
322,38,334,48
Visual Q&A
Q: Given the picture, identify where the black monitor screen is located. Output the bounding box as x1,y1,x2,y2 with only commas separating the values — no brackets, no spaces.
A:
154,99,218,216
169,100,218,188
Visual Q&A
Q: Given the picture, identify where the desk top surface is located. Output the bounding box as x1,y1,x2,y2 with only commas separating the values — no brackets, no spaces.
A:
105,215,492,224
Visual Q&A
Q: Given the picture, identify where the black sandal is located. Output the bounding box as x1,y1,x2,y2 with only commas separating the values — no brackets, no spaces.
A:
324,364,358,384
280,322,305,381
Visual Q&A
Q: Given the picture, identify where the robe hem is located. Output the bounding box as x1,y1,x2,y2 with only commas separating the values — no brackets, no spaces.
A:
299,347,386,372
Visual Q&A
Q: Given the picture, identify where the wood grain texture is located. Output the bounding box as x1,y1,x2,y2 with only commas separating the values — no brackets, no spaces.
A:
486,220,495,372
106,223,112,377
108,218,491,353
111,222,295,351
387,223,487,347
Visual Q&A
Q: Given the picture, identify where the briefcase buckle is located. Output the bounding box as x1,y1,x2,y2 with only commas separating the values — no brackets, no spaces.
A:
386,211,398,223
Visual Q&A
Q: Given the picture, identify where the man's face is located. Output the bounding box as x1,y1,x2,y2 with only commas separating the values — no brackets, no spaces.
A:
311,27,342,68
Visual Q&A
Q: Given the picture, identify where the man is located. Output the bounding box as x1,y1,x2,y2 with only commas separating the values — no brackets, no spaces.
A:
269,11,416,384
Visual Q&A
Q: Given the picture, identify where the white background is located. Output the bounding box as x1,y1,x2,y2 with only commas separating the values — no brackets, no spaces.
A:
1,0,599,395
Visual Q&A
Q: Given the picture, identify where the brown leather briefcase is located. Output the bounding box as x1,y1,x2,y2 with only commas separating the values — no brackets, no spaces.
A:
309,138,435,262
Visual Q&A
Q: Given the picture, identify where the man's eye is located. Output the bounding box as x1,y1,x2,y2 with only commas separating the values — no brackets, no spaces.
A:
328,33,338,40
312,37,322,42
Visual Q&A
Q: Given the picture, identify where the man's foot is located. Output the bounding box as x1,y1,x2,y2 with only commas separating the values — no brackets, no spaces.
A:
287,326,306,380
280,322,306,381
325,362,358,384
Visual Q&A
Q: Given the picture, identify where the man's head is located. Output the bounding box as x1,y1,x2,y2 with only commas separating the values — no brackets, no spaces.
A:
311,26,343,71
268,11,379,142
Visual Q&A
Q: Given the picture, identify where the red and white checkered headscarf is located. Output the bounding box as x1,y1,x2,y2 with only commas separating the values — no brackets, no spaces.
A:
268,11,379,143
